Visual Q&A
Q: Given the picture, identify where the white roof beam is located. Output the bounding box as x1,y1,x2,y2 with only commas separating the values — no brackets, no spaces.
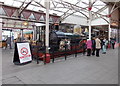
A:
96,5,108,14
18,0,33,17
61,0,81,18
110,5,120,14
110,1,117,13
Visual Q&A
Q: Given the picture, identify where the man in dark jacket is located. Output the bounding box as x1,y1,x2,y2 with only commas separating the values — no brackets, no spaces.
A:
110,38,115,49
91,37,96,55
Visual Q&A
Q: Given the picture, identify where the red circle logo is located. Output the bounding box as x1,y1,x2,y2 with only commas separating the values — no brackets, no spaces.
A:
20,47,28,55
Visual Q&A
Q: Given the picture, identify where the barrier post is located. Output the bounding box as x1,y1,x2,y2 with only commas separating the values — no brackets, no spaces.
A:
44,46,46,65
75,43,77,57
36,42,39,64
65,44,67,60
52,46,55,63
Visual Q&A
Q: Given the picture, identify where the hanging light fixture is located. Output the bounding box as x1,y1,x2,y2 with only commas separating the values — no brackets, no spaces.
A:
23,21,28,26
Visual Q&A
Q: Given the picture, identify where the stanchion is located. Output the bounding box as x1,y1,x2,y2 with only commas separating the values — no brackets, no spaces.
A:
75,44,77,57
65,44,67,60
52,46,55,63
36,43,39,64
44,46,46,65
37,50,39,64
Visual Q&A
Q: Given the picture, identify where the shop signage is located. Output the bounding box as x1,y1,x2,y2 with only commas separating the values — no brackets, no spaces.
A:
17,43,32,63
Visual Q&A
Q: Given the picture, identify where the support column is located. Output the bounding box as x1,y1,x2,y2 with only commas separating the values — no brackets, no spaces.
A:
21,29,24,42
88,0,92,40
118,19,120,43
10,30,12,49
0,18,2,48
108,18,111,41
32,28,35,41
45,0,50,53
0,18,2,86
39,26,41,42
0,2,3,86
118,9,120,43
108,5,112,41
33,25,36,41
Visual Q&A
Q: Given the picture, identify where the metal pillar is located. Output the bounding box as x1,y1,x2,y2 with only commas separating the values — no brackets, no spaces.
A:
21,29,24,42
88,0,92,40
108,18,111,41
33,25,36,41
118,9,120,43
0,18,2,48
0,18,2,86
45,0,50,53
108,5,112,41
118,21,120,43
10,30,12,49
0,2,3,86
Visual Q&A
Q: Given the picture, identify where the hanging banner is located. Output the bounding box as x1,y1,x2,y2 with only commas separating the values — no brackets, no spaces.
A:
17,43,32,63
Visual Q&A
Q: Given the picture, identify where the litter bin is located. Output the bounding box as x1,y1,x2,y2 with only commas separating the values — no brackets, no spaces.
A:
41,53,51,63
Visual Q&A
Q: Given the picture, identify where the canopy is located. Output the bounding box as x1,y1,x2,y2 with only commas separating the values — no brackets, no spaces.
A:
0,0,109,19
0,0,119,27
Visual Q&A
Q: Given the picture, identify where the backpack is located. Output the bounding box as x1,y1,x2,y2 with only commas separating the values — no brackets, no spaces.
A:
111,40,115,44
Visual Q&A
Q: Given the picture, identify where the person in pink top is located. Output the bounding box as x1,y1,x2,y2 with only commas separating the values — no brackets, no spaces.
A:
86,39,92,56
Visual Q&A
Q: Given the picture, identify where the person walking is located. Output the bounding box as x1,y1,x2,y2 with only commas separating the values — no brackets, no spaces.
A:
86,39,92,56
95,37,101,57
6,36,11,49
91,37,96,55
110,38,115,49
102,37,108,54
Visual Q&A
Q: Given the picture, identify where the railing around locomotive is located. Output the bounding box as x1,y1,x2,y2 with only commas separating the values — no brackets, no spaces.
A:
31,39,85,63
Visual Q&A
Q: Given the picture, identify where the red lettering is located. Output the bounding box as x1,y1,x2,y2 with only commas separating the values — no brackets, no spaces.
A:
20,54,31,59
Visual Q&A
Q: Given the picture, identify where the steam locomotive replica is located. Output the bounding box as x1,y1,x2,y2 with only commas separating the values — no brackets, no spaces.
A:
49,30,86,52
32,30,87,62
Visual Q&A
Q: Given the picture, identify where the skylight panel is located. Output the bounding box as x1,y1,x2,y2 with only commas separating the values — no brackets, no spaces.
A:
39,0,44,6
94,0,106,6
32,6,41,11
0,0,5,2
12,1,22,7
4,0,14,6
27,5,36,10
81,0,89,5
77,2,88,8
100,7,109,15
63,0,78,4
17,0,26,2
92,7,99,12
49,10,63,16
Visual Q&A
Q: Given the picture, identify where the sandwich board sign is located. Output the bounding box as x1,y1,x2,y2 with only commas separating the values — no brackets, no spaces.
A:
16,43,32,64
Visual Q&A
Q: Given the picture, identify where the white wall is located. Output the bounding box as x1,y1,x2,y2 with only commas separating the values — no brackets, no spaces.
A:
62,15,88,26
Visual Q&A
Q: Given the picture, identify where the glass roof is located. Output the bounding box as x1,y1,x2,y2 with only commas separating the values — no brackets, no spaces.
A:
0,0,109,19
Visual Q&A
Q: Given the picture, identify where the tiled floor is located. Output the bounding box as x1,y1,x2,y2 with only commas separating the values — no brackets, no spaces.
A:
2,48,118,84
